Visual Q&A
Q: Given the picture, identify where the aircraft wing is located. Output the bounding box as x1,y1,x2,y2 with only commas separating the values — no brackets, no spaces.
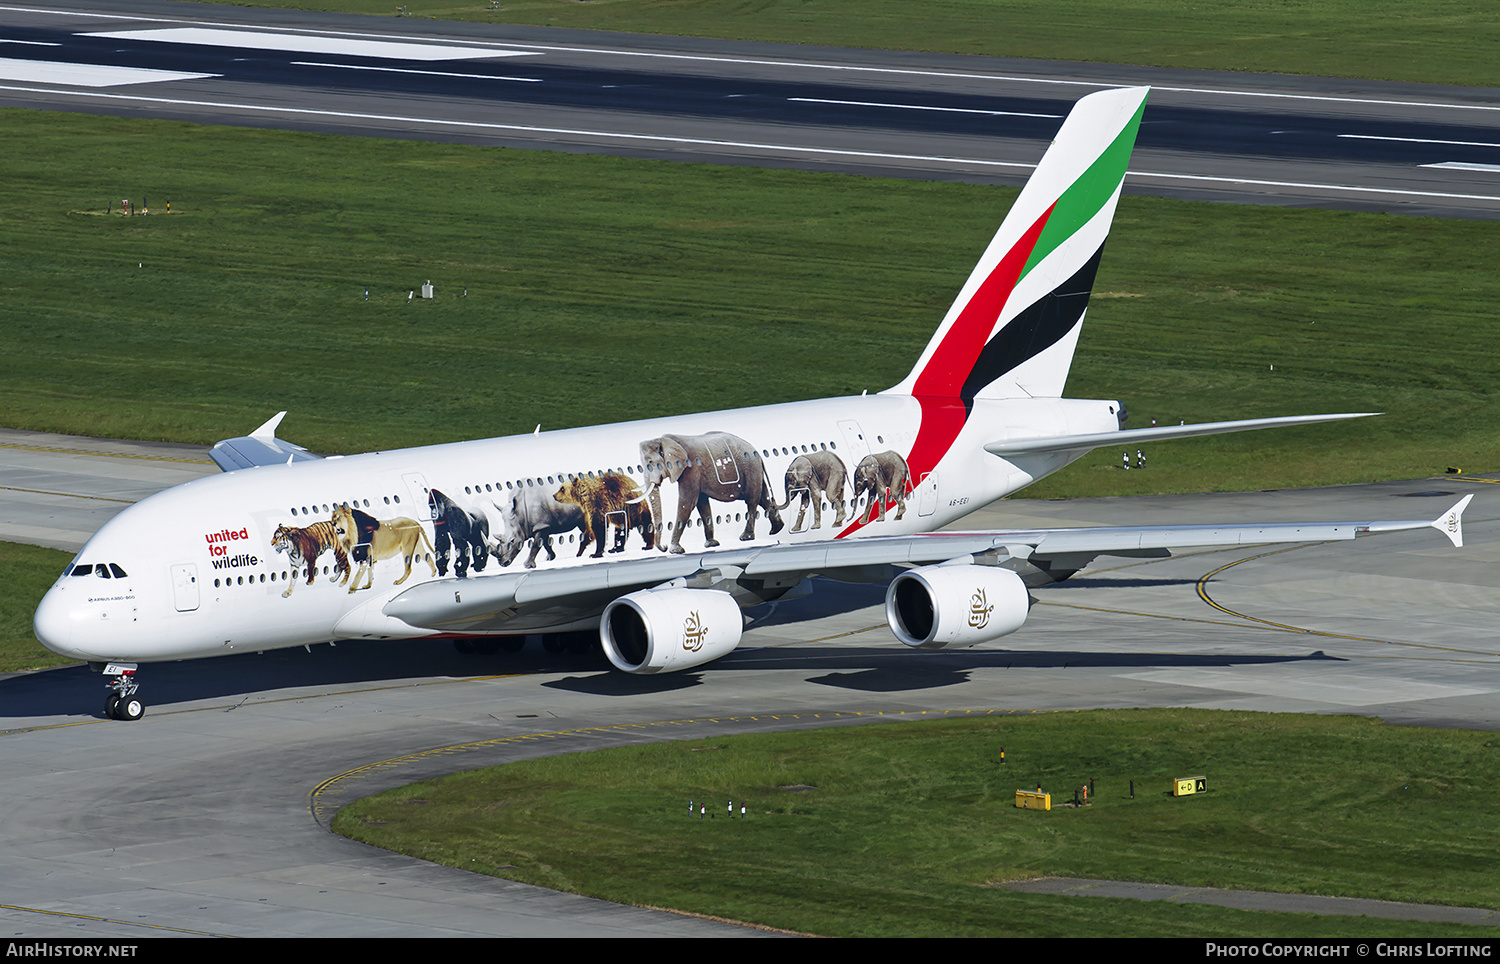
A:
376,495,1470,634
208,412,321,471
985,412,1380,458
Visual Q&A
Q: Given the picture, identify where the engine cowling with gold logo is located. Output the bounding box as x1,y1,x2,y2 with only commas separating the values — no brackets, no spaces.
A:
600,587,744,674
885,565,1030,649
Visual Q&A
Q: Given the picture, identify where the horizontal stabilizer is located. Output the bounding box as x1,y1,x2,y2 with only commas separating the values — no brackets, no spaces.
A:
209,411,321,472
985,412,1380,458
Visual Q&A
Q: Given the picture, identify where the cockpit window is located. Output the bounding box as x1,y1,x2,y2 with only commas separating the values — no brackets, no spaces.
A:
67,562,128,578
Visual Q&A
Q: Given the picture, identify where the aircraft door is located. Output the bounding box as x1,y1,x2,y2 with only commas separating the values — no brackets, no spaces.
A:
711,443,740,486
917,472,939,517
403,472,432,519
171,563,200,612
837,420,870,464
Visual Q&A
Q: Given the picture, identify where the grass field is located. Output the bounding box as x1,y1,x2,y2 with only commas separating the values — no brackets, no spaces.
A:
332,709,1500,937
4,109,1499,502
215,0,1500,88
0,543,73,672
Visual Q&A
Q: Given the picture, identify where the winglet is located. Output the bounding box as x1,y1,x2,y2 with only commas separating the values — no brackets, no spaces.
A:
210,411,319,472
1432,494,1472,548
251,411,288,440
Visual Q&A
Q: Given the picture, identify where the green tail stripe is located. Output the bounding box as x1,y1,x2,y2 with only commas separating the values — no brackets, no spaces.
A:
1021,98,1146,278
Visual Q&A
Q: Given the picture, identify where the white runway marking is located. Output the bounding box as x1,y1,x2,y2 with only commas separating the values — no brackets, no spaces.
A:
291,61,541,83
1341,133,1500,149
1424,162,1500,173
83,27,530,62
4,83,1500,206
0,56,216,87
6,6,1492,114
788,96,1061,119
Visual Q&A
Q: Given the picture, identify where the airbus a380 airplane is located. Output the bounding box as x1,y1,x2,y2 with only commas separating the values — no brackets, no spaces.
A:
34,86,1470,721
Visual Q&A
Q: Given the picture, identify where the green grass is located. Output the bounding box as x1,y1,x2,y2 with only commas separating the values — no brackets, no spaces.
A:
332,709,1500,936
3,108,1498,498
216,0,1500,87
0,543,74,673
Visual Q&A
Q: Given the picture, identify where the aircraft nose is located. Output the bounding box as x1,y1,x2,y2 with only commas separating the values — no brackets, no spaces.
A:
33,585,77,658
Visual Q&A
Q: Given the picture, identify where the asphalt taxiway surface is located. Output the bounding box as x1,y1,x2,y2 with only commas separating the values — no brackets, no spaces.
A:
3,1,1500,217
2,430,1497,936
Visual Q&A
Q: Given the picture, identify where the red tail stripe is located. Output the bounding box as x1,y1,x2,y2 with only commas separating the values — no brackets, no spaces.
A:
911,202,1055,398
837,205,1056,539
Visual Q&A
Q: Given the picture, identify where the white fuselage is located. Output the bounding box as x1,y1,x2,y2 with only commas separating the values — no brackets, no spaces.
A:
33,392,1121,664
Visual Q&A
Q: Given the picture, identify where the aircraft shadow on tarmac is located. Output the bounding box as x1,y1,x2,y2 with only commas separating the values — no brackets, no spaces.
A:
3,576,1344,718
3,641,1346,720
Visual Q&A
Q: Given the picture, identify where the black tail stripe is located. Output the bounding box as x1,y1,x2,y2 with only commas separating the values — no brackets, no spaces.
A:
958,243,1106,409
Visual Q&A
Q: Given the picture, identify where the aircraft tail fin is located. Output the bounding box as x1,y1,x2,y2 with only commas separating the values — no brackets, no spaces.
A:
887,86,1147,403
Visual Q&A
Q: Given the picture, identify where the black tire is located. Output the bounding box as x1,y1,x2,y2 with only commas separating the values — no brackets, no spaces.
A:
116,697,145,721
563,631,598,655
105,694,120,720
499,637,526,653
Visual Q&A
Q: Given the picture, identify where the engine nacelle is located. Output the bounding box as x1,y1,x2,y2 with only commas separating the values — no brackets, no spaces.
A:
885,565,1030,650
600,587,743,674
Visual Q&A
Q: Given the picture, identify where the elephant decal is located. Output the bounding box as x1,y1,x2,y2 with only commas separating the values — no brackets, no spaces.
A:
638,431,784,554
775,450,849,532
853,450,910,524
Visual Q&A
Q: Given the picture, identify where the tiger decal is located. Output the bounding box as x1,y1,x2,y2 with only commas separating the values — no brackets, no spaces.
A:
271,522,351,597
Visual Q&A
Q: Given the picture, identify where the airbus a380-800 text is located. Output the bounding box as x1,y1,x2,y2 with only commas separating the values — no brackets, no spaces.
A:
33,87,1470,721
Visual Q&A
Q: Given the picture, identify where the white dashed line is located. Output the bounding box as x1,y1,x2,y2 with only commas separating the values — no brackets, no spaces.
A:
291,61,540,82
788,97,1061,119
1340,133,1500,149
1422,162,1500,173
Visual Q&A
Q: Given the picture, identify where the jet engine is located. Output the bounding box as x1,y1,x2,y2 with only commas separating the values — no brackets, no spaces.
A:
600,587,744,674
885,565,1030,649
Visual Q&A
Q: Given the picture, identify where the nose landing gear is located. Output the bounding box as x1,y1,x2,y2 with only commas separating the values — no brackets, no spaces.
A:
101,662,144,721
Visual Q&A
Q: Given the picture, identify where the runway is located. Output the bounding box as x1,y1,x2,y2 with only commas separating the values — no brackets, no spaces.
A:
2,430,1498,936
2,1,1500,217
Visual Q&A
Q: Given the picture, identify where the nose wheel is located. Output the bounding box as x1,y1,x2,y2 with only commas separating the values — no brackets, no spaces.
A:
102,662,145,721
